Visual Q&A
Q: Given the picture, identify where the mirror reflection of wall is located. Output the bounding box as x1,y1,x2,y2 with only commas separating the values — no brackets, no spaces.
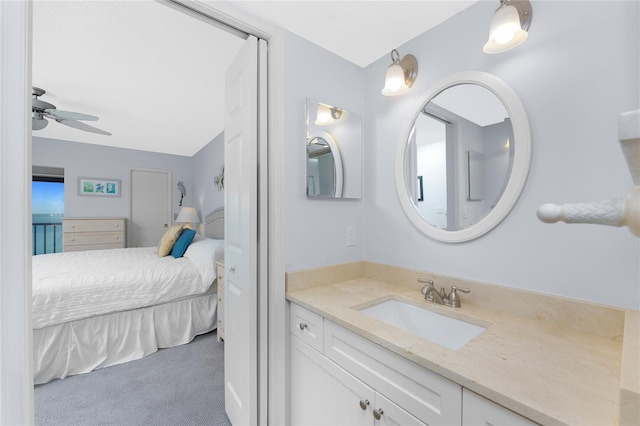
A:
306,99,362,199
408,83,514,231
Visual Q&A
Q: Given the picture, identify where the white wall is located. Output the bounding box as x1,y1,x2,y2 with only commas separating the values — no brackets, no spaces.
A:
363,1,640,308
284,31,365,271
33,136,195,230
192,132,225,222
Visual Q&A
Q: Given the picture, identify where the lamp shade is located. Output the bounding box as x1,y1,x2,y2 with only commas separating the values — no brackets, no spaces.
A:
315,103,335,126
176,206,200,229
483,4,528,54
381,63,409,96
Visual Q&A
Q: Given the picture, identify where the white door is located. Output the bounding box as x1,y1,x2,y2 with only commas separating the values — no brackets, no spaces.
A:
224,35,259,426
130,169,172,247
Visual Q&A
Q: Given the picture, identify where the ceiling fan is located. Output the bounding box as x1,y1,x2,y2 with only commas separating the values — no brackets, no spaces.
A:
32,87,111,136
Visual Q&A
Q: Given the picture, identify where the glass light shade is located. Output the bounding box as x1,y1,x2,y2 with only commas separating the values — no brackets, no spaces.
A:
315,103,335,126
176,206,200,229
381,63,409,96
483,4,529,54
32,118,48,130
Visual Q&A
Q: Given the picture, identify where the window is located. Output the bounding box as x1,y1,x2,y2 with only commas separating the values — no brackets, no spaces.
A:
32,167,64,255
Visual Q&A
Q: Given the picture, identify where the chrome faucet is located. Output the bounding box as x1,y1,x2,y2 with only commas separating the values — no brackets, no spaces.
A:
419,278,470,308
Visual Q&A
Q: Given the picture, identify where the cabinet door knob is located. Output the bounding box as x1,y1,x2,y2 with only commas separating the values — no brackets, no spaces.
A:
298,322,308,331
373,408,384,420
229,266,236,273
359,399,369,410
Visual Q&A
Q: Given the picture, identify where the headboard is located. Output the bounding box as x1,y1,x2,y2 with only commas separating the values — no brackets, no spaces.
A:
204,207,224,239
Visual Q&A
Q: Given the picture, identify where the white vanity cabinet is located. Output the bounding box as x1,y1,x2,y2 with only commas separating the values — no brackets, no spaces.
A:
291,335,373,426
289,302,538,426
462,389,537,426
289,302,459,425
291,334,426,426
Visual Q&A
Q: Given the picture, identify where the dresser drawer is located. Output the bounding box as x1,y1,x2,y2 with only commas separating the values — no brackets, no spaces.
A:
290,303,324,353
63,218,125,233
324,320,462,425
64,231,124,247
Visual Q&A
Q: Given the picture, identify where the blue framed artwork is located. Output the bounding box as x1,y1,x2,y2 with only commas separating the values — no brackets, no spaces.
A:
78,177,121,197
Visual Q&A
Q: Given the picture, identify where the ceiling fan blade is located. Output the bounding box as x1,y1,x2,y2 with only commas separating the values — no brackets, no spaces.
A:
44,109,99,121
55,119,112,136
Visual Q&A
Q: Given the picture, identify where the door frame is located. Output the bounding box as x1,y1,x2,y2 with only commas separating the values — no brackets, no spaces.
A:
129,167,173,247
0,1,287,424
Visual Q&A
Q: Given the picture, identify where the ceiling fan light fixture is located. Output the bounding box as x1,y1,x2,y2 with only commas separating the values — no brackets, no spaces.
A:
32,114,48,131
31,117,49,130
31,86,111,136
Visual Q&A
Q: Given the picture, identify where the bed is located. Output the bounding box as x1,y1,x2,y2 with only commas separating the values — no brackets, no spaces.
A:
33,207,225,385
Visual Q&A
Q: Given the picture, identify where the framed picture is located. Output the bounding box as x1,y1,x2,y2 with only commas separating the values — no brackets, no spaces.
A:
78,177,121,197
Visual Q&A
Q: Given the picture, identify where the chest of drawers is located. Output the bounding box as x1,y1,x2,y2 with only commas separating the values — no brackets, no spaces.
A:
63,218,126,252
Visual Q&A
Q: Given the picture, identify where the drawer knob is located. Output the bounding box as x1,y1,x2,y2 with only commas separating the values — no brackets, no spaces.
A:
373,408,384,420
298,322,308,331
359,399,369,410
229,266,236,273
71,225,75,228
71,238,76,242
114,236,119,239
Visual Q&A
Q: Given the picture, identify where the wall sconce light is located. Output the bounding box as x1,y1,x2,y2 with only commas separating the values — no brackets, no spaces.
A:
381,49,418,97
315,103,342,126
483,0,532,54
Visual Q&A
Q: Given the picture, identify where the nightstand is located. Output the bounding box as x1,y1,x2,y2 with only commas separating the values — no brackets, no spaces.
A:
216,261,224,341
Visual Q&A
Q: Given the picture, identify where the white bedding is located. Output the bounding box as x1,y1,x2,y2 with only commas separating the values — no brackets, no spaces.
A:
32,237,224,329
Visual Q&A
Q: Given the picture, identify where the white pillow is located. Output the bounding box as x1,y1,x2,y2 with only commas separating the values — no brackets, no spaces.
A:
183,237,224,287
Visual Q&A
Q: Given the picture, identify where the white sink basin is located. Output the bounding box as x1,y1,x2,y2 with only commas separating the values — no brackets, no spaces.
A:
359,299,486,350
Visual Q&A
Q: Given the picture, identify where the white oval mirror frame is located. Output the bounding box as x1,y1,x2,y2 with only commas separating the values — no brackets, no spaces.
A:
394,71,532,243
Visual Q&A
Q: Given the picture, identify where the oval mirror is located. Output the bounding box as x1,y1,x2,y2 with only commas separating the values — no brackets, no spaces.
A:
307,131,344,197
395,71,531,242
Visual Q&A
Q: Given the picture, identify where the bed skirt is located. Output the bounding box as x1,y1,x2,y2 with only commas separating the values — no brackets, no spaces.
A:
34,288,218,385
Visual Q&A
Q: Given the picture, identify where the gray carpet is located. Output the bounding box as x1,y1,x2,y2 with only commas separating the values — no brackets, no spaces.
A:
34,331,231,426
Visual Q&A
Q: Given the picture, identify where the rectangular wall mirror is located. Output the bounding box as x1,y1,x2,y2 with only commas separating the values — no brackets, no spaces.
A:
306,98,362,199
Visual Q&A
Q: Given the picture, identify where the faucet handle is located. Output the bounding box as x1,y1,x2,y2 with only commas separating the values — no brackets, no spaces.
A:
418,278,434,296
447,286,470,308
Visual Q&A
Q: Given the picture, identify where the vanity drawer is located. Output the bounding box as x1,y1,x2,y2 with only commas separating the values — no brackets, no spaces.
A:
324,319,462,426
290,303,324,353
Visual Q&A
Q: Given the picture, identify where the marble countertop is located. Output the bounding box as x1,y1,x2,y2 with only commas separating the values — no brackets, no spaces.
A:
286,277,625,426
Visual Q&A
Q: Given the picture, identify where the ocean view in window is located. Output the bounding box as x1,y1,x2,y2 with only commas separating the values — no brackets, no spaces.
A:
32,180,64,255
